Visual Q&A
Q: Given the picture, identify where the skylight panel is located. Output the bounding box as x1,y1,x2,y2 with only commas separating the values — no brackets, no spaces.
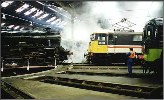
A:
38,13,49,20
32,10,44,18
56,19,62,26
8,25,14,28
24,8,37,15
58,21,67,26
14,26,20,30
20,27,24,31
1,23,5,26
51,18,60,25
46,16,56,23
16,4,29,13
1,1,14,8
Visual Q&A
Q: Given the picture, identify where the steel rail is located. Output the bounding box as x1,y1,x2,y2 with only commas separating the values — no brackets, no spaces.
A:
1,80,35,99
29,76,160,98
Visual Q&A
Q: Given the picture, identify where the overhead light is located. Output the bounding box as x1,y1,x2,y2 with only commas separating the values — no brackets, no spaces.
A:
46,16,57,23
2,14,6,19
20,27,24,31
51,21,57,25
51,18,60,25
59,21,67,26
8,25,14,28
56,21,62,26
57,21,66,27
1,1,14,8
14,26,20,30
32,10,44,18
1,23,5,26
55,19,62,25
62,21,67,25
24,8,37,15
57,7,63,10
16,4,29,13
38,13,49,20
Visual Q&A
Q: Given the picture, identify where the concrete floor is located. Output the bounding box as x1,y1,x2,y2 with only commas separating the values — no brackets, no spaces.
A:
3,78,138,99
1,65,162,99
47,74,161,87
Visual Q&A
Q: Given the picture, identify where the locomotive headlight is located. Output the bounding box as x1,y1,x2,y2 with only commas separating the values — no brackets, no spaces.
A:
90,52,93,56
99,41,105,44
102,42,105,44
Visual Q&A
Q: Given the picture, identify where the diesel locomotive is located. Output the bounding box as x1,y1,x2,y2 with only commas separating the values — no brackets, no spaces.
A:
86,30,143,65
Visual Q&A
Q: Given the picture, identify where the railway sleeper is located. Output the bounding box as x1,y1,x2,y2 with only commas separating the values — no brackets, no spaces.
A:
64,71,151,78
1,80,35,99
27,76,161,99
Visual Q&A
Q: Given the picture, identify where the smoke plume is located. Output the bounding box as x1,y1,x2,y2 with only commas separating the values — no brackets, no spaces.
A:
60,1,163,63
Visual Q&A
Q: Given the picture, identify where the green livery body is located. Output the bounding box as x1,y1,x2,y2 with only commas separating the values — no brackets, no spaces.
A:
144,49,162,61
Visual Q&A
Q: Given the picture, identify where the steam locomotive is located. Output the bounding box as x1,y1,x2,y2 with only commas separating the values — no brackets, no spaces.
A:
1,31,70,68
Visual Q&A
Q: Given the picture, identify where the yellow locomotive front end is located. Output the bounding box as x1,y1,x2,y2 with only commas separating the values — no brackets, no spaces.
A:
88,33,108,53
87,32,109,64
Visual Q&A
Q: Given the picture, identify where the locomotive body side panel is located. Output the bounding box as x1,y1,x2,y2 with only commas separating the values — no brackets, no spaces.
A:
107,45,142,53
144,49,162,62
90,41,108,53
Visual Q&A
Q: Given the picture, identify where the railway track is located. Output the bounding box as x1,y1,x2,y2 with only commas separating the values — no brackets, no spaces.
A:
1,64,162,99
65,70,151,78
65,65,162,80
72,63,128,66
1,80,35,99
70,66,141,69
27,75,162,99
1,66,54,77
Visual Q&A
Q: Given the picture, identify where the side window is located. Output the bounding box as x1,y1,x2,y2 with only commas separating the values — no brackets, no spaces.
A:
108,34,113,40
148,31,151,36
147,25,154,39
146,26,151,37
108,34,114,45
133,35,142,41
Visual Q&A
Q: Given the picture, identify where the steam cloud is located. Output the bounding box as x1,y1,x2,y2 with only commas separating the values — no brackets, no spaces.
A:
60,1,163,63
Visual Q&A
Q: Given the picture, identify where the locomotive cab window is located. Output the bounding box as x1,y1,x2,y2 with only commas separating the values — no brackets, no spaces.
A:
98,34,106,41
98,33,107,45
